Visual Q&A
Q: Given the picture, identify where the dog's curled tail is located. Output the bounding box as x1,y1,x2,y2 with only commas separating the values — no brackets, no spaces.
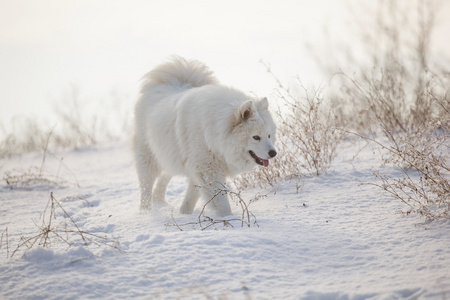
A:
142,56,218,89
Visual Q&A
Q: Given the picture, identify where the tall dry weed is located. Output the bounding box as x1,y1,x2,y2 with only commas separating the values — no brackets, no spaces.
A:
0,85,132,157
235,65,345,190
331,0,450,220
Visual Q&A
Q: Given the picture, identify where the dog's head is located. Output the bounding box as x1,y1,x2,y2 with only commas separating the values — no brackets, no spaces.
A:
231,97,277,172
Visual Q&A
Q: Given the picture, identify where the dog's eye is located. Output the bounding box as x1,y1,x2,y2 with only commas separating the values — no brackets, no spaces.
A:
253,135,260,141
268,134,271,139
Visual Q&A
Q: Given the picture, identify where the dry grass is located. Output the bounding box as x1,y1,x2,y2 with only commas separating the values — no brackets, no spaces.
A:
329,0,450,221
347,126,450,221
234,64,345,191
3,167,66,189
0,85,132,158
272,79,343,177
1,192,122,258
327,0,447,132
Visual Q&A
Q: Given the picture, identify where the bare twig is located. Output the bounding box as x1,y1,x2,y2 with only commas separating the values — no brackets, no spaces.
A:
9,192,122,258
344,127,450,221
0,228,9,258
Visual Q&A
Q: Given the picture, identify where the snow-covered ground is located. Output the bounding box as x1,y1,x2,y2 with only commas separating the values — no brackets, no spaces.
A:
1,140,449,299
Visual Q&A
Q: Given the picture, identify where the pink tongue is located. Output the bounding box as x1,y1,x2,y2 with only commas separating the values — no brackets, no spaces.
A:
262,159,269,167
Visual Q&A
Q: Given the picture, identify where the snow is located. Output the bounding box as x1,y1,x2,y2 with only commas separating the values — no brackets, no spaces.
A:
1,140,449,299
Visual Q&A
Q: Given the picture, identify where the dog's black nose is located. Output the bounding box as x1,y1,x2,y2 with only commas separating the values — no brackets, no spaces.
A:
269,150,277,158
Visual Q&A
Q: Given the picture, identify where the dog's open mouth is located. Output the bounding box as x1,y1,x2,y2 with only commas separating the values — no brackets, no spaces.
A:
249,151,269,167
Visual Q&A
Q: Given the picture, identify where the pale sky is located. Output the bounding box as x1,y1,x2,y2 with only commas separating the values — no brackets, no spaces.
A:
0,0,449,130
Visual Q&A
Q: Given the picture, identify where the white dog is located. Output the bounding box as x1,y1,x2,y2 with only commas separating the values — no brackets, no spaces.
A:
134,57,277,216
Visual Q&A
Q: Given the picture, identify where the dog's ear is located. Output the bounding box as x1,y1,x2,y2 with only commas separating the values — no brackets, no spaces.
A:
239,100,254,122
258,97,269,111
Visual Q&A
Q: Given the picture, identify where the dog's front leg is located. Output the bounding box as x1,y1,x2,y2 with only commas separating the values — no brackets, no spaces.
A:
200,174,232,217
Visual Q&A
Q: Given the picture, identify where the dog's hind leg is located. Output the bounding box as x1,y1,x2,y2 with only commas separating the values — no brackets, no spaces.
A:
180,180,200,214
153,175,171,205
135,144,159,210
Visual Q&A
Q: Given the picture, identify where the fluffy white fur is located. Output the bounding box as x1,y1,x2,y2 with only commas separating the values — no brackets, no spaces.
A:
134,56,277,216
